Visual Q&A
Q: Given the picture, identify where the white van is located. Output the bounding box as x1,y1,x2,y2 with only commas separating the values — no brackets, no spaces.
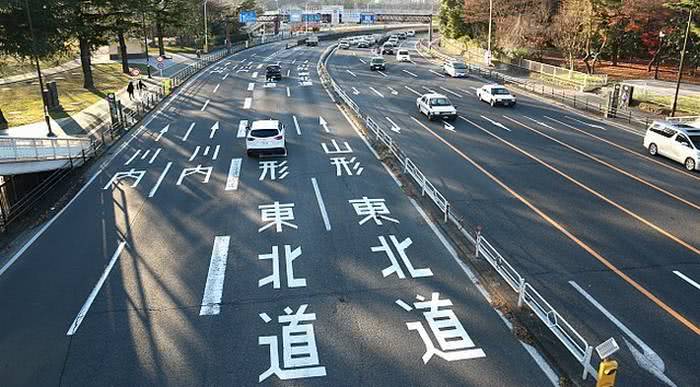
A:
643,121,700,171
396,49,411,62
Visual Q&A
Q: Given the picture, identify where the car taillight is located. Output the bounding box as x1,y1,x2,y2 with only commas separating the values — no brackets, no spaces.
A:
274,135,283,140
247,138,255,141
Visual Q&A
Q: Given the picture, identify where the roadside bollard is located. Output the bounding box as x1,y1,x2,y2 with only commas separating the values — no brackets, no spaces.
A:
596,358,618,387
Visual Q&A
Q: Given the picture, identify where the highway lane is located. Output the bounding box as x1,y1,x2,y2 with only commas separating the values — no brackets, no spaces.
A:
327,37,700,386
0,40,557,385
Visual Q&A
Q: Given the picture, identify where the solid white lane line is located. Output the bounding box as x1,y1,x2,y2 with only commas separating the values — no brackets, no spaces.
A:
252,71,258,78
402,69,418,77
369,86,384,98
673,271,700,290
470,86,479,91
225,158,242,191
293,115,301,135
189,146,200,161
286,69,291,77
311,178,331,231
248,82,255,91
200,99,210,111
222,73,229,80
429,69,445,78
439,86,462,98
286,87,291,97
346,69,357,77
148,148,161,164
256,63,263,69
404,85,421,96
148,162,172,198
243,97,252,109
377,70,388,78
125,150,140,165
421,86,437,94
460,88,473,95
182,122,195,141
237,120,249,138
569,281,674,385
67,241,127,335
359,58,366,64
199,235,231,316
213,83,220,93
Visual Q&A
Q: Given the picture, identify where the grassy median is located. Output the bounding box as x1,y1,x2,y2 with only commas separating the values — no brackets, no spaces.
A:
0,63,132,127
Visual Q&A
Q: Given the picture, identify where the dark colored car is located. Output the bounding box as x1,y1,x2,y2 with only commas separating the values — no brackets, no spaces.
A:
265,65,282,81
369,57,386,71
381,43,394,55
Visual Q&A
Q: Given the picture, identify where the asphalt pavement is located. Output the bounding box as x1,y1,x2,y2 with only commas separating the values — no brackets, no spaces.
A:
0,39,559,386
326,36,700,386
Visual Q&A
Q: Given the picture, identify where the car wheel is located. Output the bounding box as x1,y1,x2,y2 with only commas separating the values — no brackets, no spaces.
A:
490,99,495,107
427,113,433,121
648,143,658,156
685,158,696,171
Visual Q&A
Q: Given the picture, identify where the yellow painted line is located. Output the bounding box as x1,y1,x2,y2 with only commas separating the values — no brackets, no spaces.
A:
413,115,700,335
543,115,700,183
502,115,700,211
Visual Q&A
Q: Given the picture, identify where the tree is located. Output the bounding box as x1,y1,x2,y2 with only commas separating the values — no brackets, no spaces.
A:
551,0,590,70
438,0,468,39
0,0,66,60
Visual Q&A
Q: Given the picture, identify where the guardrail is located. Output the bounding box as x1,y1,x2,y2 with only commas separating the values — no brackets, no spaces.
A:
319,42,602,382
417,40,655,130
0,137,94,163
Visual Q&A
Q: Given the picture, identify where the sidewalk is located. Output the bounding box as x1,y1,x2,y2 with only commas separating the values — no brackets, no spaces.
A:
0,47,112,85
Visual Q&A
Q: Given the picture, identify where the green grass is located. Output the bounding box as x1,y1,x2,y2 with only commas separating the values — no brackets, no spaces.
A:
0,63,131,127
148,46,199,56
635,94,700,116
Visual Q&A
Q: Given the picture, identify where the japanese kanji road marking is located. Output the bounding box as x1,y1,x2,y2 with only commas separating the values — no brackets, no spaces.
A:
321,139,352,154
103,169,146,190
176,165,212,185
258,202,298,233
125,150,141,165
330,157,363,176
259,161,288,181
371,235,432,279
349,197,399,225
259,245,307,289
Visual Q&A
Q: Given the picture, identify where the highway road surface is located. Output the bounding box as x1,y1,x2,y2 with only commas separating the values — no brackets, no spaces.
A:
0,39,561,386
327,35,700,386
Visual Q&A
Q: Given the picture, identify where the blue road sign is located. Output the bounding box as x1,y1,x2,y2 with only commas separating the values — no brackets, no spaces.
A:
239,10,257,24
302,13,321,23
360,13,376,24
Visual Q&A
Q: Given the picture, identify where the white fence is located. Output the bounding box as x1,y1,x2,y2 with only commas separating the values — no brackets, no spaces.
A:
319,42,603,381
0,137,93,162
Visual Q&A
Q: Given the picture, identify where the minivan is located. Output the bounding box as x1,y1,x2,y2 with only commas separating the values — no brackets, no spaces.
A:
643,121,700,171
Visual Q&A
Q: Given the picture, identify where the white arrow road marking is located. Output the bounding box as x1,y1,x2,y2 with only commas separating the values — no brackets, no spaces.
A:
352,87,360,95
369,86,384,98
388,86,399,95
402,69,418,77
404,85,421,96
256,63,263,69
359,58,366,64
200,99,210,112
443,120,456,132
225,158,242,191
209,121,219,138
386,117,401,133
311,178,331,231
429,69,445,78
222,73,229,80
319,116,330,133
293,115,301,135
439,86,462,98
565,116,607,130
243,97,252,109
237,120,249,138
523,115,558,131
124,150,140,165
346,69,357,77
155,124,169,141
460,89,473,95
182,122,195,141
479,115,511,131
248,82,255,91
148,162,172,198
213,83,220,93
252,71,258,78
377,70,388,78
199,235,231,316
67,241,127,335
673,270,700,290
570,281,676,387
421,86,437,94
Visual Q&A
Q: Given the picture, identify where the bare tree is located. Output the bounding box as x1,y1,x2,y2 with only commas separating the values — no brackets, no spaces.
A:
550,0,589,70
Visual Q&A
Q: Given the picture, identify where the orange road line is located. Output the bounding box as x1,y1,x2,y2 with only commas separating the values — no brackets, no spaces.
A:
413,115,700,335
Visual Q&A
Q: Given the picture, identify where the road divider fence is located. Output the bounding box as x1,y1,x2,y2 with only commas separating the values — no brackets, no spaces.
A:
319,43,601,382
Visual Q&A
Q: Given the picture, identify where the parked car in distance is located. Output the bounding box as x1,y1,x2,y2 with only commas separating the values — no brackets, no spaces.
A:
416,93,457,121
357,39,370,48
406,30,416,37
339,40,350,49
444,60,468,77
265,64,282,81
246,120,287,157
476,84,517,107
369,56,386,71
396,49,411,62
644,121,700,171
382,42,395,55
398,31,407,39
306,35,319,46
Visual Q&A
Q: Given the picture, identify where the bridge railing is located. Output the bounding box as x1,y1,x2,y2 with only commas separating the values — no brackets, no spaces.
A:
0,137,94,163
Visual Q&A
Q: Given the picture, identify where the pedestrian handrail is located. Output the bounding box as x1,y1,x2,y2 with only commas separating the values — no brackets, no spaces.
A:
0,136,93,163
319,42,604,382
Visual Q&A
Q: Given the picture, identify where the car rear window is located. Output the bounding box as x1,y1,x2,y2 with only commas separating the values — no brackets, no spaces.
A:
430,98,452,107
384,43,393,47
492,88,511,95
452,63,466,69
398,50,409,55
250,129,279,138
371,58,384,64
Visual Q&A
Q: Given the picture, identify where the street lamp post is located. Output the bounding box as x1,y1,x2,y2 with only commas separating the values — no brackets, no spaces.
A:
203,0,209,53
23,0,55,137
654,31,665,80
487,0,493,66
142,13,152,78
671,10,693,117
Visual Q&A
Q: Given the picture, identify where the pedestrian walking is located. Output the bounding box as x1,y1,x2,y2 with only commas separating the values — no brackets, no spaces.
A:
127,81,135,100
138,79,147,94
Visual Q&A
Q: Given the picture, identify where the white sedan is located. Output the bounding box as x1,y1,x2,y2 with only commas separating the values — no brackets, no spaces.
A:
476,84,516,107
246,120,287,157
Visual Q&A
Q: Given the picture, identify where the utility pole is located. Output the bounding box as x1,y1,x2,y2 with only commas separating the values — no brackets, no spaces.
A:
671,10,693,117
142,13,152,78
24,0,55,137
204,0,209,53
487,0,493,66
